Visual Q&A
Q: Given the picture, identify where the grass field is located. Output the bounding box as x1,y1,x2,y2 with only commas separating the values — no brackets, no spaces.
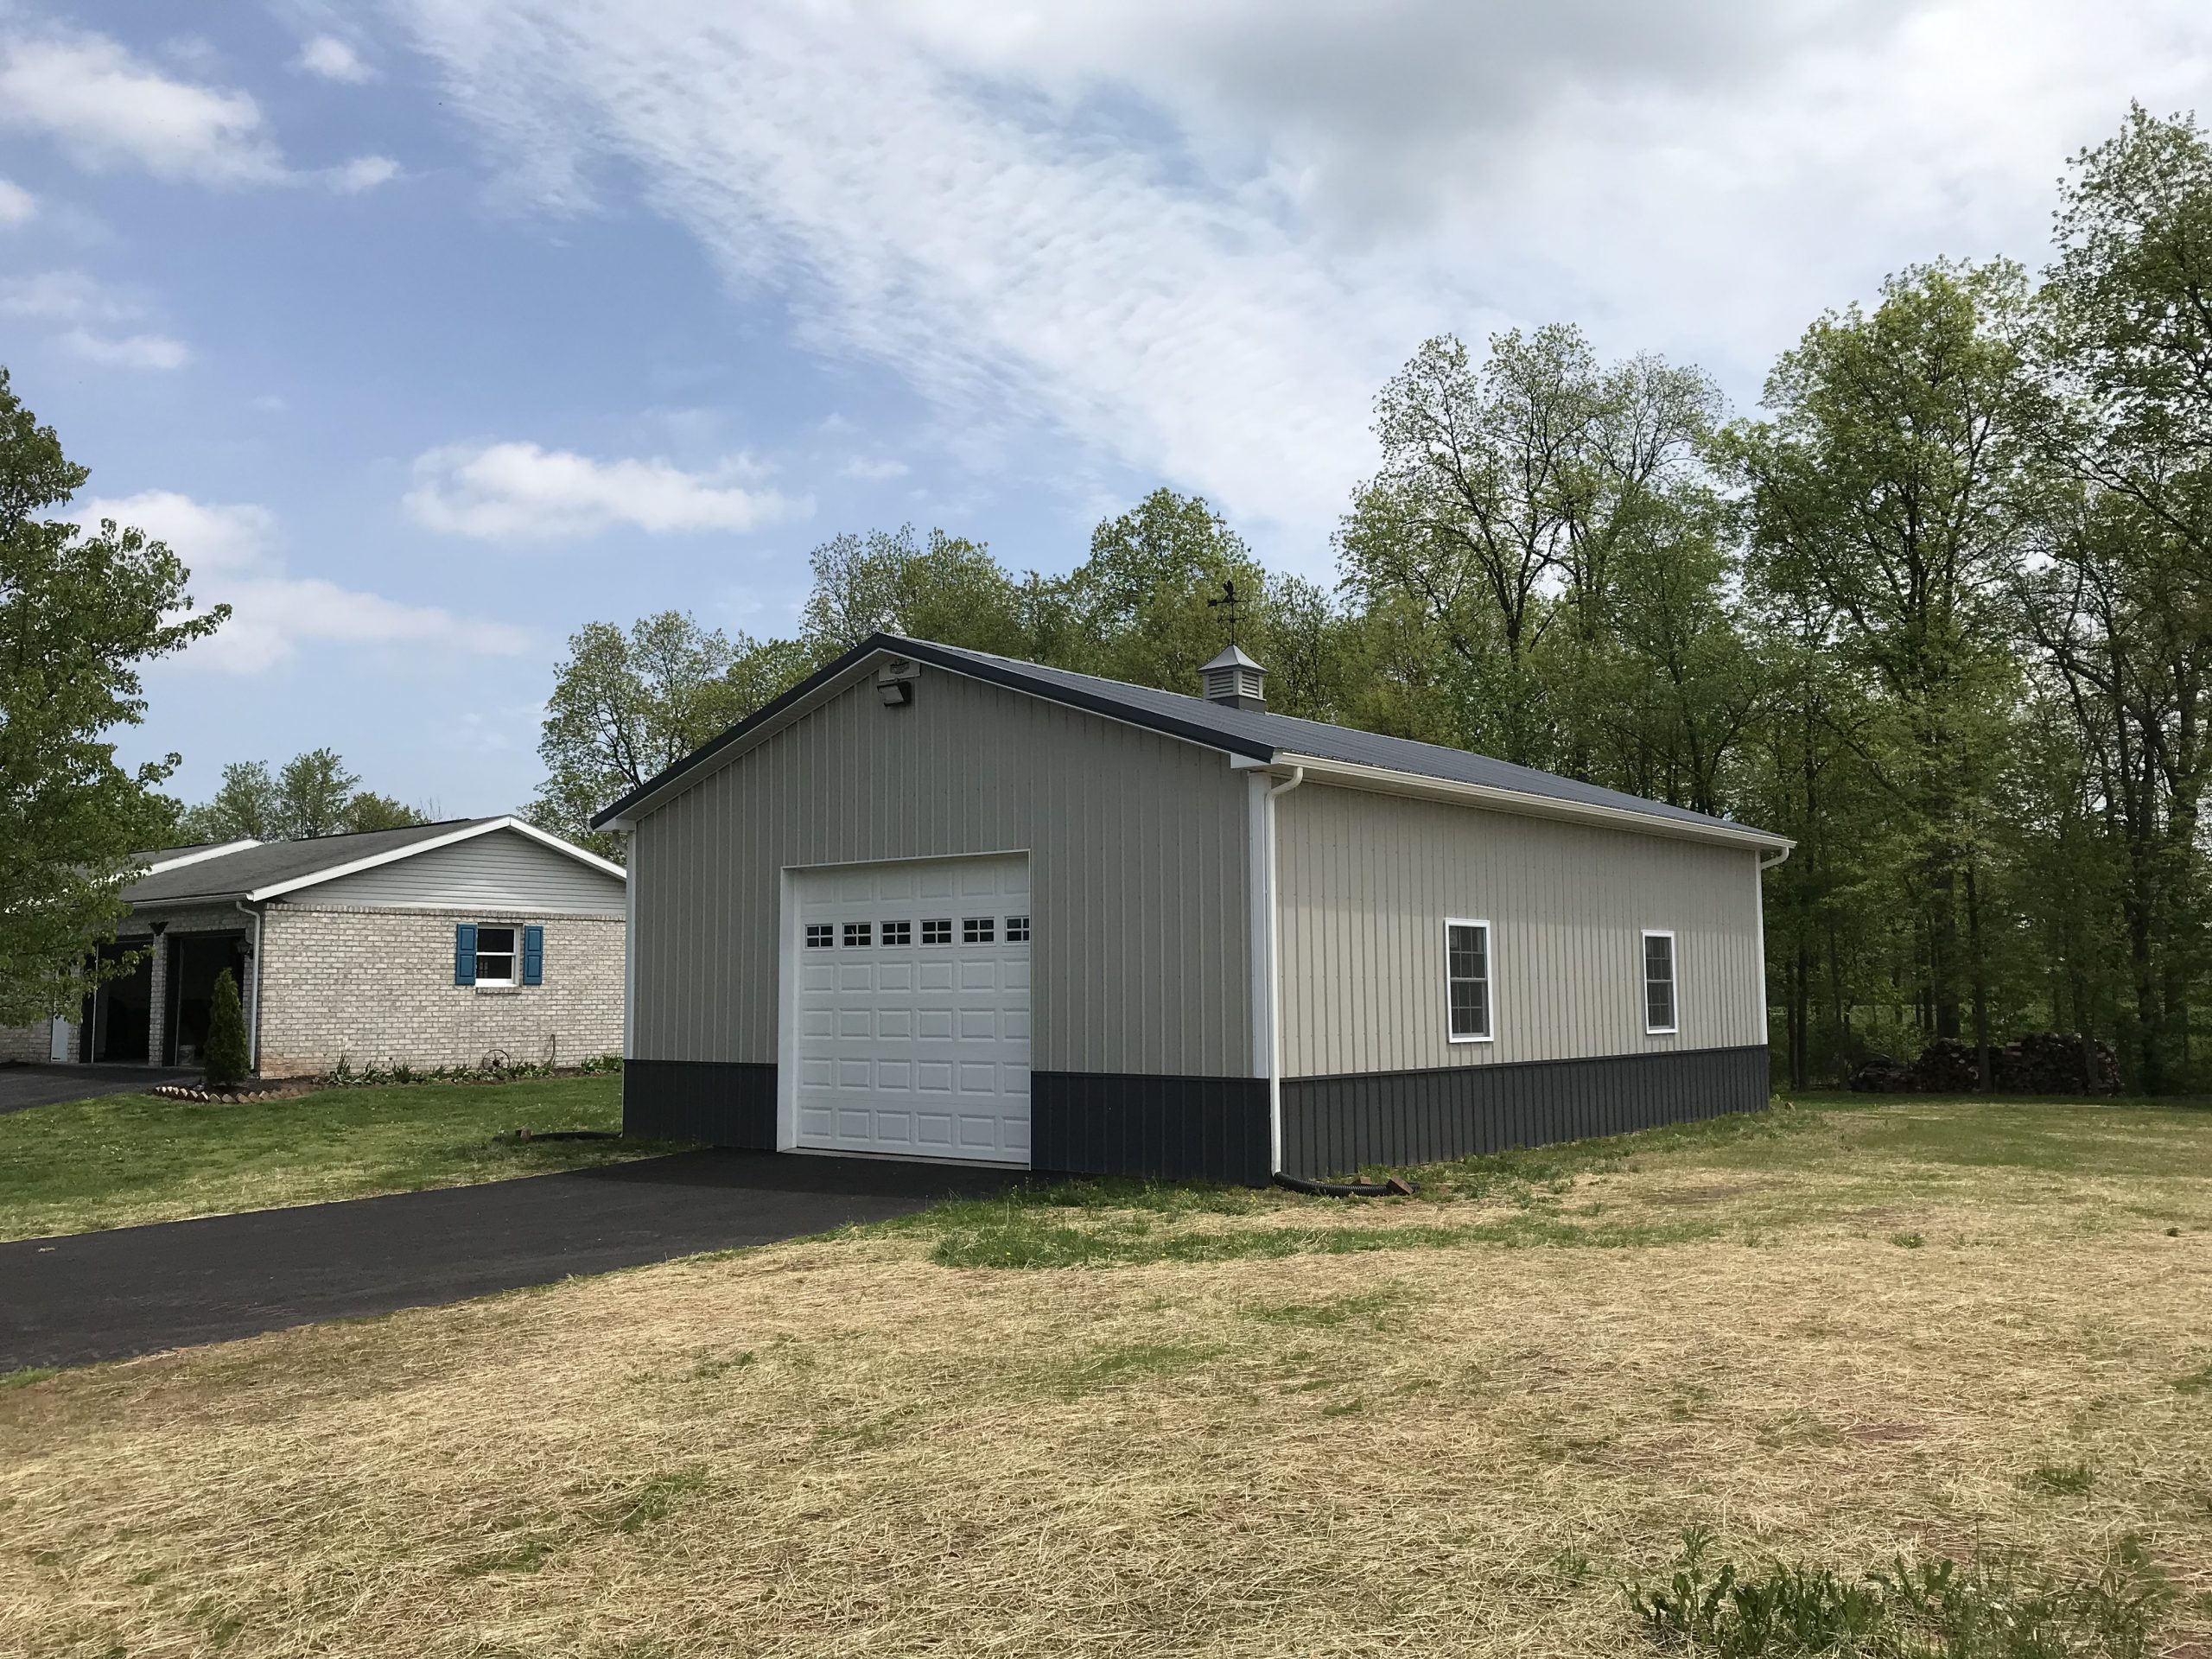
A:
3,1096,2210,1656
0,1072,652,1241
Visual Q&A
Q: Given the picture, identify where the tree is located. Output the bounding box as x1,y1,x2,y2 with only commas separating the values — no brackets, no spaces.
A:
800,525,1039,658
176,749,429,843
202,968,249,1086
2022,105,2212,1090
1062,489,1270,694
530,612,814,860
1728,263,2037,1077
0,366,226,1026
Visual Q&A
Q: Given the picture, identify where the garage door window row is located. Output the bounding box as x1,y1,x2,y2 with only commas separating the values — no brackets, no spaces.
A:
805,914,1032,949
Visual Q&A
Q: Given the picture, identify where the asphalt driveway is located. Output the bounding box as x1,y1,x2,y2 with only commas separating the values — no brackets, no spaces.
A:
0,1150,1020,1370
0,1063,199,1115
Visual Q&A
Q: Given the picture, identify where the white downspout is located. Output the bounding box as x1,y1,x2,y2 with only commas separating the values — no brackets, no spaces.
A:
232,899,264,1073
1263,765,1305,1175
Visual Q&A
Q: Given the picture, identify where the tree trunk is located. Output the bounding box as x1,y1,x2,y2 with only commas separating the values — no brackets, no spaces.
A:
1965,861,1992,1090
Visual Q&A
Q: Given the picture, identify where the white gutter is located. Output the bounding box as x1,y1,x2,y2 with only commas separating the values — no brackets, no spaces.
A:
1759,845,1793,869
1268,752,1794,855
232,899,264,1073
1262,765,1305,1175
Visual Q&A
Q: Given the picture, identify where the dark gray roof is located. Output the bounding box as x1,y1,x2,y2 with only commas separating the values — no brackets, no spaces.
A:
594,632,1783,844
923,640,1762,836
124,819,499,905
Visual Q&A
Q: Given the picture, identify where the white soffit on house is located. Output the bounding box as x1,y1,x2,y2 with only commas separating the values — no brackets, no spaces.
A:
243,816,626,902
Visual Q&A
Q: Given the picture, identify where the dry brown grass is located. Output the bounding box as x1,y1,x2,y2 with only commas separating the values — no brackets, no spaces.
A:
3,1101,2211,1656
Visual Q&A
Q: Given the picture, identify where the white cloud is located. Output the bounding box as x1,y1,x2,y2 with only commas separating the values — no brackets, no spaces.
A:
0,270,130,321
404,441,809,539
840,455,911,481
0,29,283,184
1,270,193,368
76,490,529,673
62,329,191,371
332,154,401,193
395,0,2212,559
0,177,33,226
0,27,404,196
298,35,375,82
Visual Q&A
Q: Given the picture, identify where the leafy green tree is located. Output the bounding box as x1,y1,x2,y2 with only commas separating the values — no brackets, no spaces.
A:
0,366,226,1027
177,749,429,843
1728,262,2037,1077
530,612,814,861
202,968,249,1086
2022,105,2212,1089
800,525,1042,658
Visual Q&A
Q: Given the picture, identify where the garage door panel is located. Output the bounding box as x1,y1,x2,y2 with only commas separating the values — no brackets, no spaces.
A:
791,852,1031,1164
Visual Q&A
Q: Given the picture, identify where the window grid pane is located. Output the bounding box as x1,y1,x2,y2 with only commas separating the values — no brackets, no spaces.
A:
1644,935,1676,1030
1006,915,1031,942
921,918,951,945
881,920,912,945
804,924,834,948
475,924,517,982
842,922,871,947
963,917,995,944
1446,923,1490,1039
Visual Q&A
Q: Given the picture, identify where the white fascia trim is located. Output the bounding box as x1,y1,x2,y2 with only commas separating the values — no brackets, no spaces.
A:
143,838,260,874
245,816,626,902
1267,753,1795,854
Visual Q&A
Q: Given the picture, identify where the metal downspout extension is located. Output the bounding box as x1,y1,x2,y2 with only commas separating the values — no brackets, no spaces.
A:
232,900,264,1073
1264,765,1305,1175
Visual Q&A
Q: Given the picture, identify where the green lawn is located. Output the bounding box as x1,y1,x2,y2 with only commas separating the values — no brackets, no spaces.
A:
0,1074,667,1241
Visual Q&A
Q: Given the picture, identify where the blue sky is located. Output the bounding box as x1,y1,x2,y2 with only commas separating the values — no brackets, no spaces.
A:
3,1,2208,821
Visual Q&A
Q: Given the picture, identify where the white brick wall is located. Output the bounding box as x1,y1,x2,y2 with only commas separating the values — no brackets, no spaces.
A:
0,1019,54,1063
256,905,626,1077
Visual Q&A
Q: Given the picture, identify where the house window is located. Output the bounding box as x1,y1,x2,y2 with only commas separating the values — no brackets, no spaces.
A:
1006,915,1031,943
474,925,518,987
921,918,952,945
1445,919,1491,1042
881,920,912,946
963,917,995,944
1643,931,1678,1033
843,922,872,948
805,925,834,948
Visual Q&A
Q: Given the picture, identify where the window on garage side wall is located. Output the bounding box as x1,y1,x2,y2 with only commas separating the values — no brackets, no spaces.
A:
1445,918,1492,1042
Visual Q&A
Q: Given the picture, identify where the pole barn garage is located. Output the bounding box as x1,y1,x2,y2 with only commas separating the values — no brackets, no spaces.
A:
594,634,1791,1185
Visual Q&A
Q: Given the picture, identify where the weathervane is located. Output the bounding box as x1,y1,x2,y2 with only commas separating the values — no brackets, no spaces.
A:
1206,577,1243,648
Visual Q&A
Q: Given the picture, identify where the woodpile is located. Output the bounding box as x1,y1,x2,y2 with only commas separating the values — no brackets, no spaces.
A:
1847,1033,2120,1096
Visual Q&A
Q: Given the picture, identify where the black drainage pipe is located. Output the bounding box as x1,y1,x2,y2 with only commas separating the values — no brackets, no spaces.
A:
1273,1173,1416,1198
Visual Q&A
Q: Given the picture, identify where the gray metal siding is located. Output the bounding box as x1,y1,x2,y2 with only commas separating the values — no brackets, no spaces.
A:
631,665,1252,1077
1282,1046,1770,1178
1275,783,1765,1077
294,830,626,914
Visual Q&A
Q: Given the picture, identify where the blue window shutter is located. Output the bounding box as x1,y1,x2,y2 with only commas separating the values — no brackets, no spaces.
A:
522,925,544,986
454,923,477,986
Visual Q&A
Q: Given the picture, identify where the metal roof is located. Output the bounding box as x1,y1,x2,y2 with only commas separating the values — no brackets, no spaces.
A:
123,819,502,905
593,632,1786,849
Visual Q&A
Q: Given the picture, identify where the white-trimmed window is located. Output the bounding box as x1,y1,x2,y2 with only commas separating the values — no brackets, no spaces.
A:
804,924,834,949
1445,918,1492,1042
921,918,952,945
1643,930,1678,1034
881,920,912,946
474,925,518,987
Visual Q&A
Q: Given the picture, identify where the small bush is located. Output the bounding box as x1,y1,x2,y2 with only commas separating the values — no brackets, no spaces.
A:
1629,1528,2165,1656
203,969,250,1088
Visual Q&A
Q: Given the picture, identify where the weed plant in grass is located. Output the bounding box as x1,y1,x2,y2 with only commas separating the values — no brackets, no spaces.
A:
1630,1527,2168,1657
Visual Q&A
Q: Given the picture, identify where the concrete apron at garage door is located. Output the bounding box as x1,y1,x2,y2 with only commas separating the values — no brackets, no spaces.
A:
783,852,1033,1165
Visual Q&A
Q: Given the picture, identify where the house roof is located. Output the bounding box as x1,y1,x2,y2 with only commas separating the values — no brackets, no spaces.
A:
122,817,624,906
593,633,1791,853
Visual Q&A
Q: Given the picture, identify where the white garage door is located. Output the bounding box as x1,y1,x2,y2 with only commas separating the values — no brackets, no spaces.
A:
791,854,1032,1164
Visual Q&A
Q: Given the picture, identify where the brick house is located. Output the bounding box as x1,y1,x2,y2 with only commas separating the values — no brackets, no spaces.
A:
1,818,626,1077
